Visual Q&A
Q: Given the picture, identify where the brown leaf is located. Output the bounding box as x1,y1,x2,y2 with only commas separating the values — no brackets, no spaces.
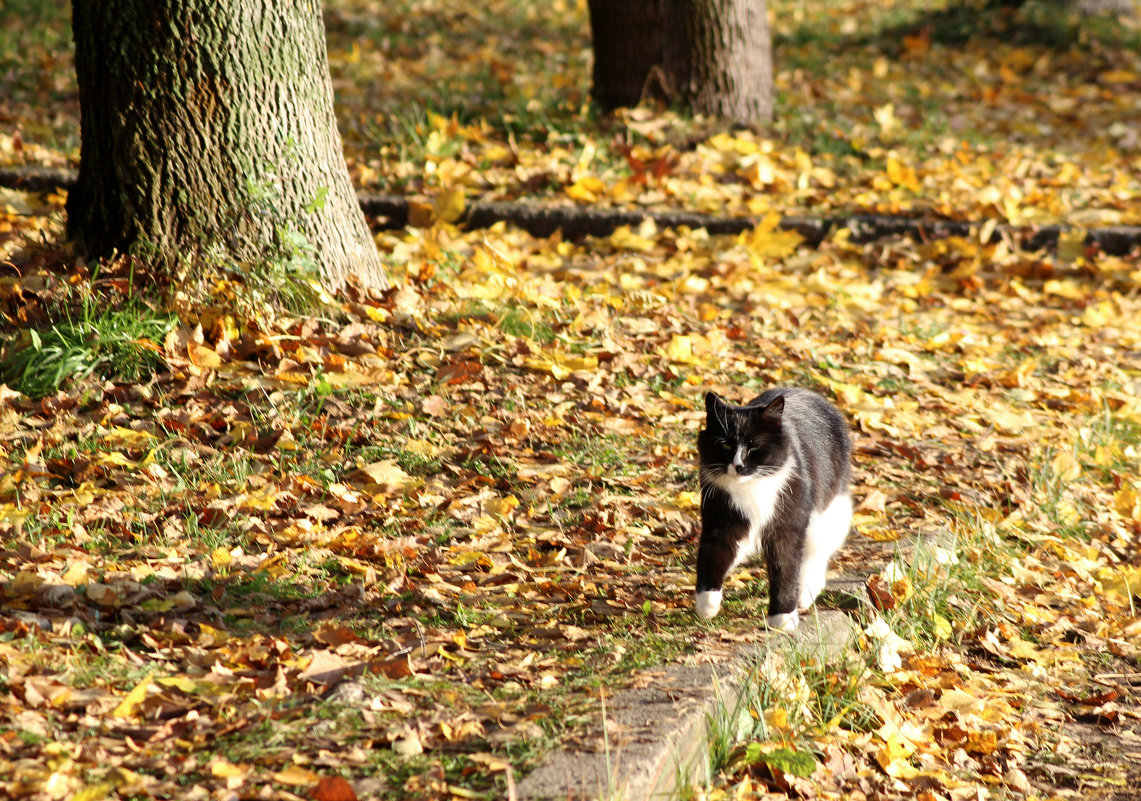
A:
867,574,896,611
422,395,448,417
298,650,358,685
371,654,413,680
312,776,358,801
314,625,364,647
1056,688,1120,706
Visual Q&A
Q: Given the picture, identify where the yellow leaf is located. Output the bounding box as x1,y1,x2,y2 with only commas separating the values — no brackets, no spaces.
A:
355,459,413,491
102,426,157,449
890,574,914,604
609,221,657,252
1007,637,1043,663
1043,278,1084,299
140,598,175,612
405,438,443,458
932,614,953,641
1100,69,1137,84
256,554,291,579
672,491,700,511
1050,451,1081,482
211,547,234,569
0,502,32,526
1082,301,1114,327
523,352,598,380
111,673,153,718
739,212,803,260
71,783,112,801
1100,565,1141,605
940,688,984,714
565,176,605,202
982,407,1034,434
967,730,998,755
96,451,140,469
1114,483,1141,520
665,335,697,365
337,555,372,575
886,156,919,191
856,489,889,513
764,707,790,730
485,494,519,518
875,733,919,778
209,758,247,779
271,765,320,786
155,676,197,693
1057,229,1087,263
241,487,282,511
449,550,493,570
198,624,230,645
874,103,899,139
432,185,466,224
61,561,90,587
188,341,223,369
323,369,386,388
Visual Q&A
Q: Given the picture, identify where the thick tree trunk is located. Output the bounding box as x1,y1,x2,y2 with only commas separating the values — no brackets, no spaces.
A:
662,0,773,124
68,0,386,293
587,0,664,110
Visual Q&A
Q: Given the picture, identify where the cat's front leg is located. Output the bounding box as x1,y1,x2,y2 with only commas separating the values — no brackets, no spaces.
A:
695,526,742,619
764,528,805,631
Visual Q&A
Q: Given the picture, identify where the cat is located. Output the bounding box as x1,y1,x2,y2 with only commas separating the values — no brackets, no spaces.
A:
695,387,852,631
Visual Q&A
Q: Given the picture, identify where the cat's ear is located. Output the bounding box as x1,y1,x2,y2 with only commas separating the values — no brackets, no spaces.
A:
758,396,785,425
705,392,724,419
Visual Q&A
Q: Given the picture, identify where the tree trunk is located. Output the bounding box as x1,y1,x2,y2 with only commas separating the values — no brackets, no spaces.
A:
68,0,386,294
662,0,773,124
587,0,664,110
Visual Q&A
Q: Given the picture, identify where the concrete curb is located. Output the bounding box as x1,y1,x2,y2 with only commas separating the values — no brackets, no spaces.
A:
515,530,925,801
516,609,862,801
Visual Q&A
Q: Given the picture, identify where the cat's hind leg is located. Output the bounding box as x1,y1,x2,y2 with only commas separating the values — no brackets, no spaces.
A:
798,493,852,609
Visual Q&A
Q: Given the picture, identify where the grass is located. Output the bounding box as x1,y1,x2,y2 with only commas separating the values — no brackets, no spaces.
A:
498,307,557,343
0,298,175,398
699,631,879,793
878,518,1008,649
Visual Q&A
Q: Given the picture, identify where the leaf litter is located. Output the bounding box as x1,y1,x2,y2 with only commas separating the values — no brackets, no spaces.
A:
2,0,1141,799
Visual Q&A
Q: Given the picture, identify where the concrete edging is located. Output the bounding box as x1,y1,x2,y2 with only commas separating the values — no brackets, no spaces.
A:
516,608,862,801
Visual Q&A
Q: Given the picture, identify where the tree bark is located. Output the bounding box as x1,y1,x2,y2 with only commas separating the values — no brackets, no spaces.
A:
68,0,386,293
587,0,664,110
662,0,773,124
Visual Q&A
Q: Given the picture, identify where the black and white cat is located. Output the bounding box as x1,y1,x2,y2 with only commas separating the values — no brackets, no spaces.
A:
695,388,852,631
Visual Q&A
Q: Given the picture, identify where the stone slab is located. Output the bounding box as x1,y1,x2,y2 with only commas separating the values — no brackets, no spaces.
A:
515,610,860,801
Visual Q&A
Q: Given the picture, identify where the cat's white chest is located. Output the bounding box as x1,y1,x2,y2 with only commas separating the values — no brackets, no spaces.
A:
713,459,793,569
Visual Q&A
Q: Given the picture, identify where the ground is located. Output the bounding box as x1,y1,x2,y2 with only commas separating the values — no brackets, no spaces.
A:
1,0,1141,800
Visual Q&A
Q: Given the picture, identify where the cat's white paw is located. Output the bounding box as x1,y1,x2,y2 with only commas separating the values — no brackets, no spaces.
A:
695,589,723,619
766,610,799,632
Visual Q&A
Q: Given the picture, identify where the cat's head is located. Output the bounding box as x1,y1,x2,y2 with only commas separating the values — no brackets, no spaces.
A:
698,392,787,481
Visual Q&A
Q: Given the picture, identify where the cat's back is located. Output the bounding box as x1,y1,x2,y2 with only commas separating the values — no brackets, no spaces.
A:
752,386,851,486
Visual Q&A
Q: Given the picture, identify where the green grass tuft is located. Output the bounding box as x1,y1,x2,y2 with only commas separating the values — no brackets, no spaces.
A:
0,301,175,398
